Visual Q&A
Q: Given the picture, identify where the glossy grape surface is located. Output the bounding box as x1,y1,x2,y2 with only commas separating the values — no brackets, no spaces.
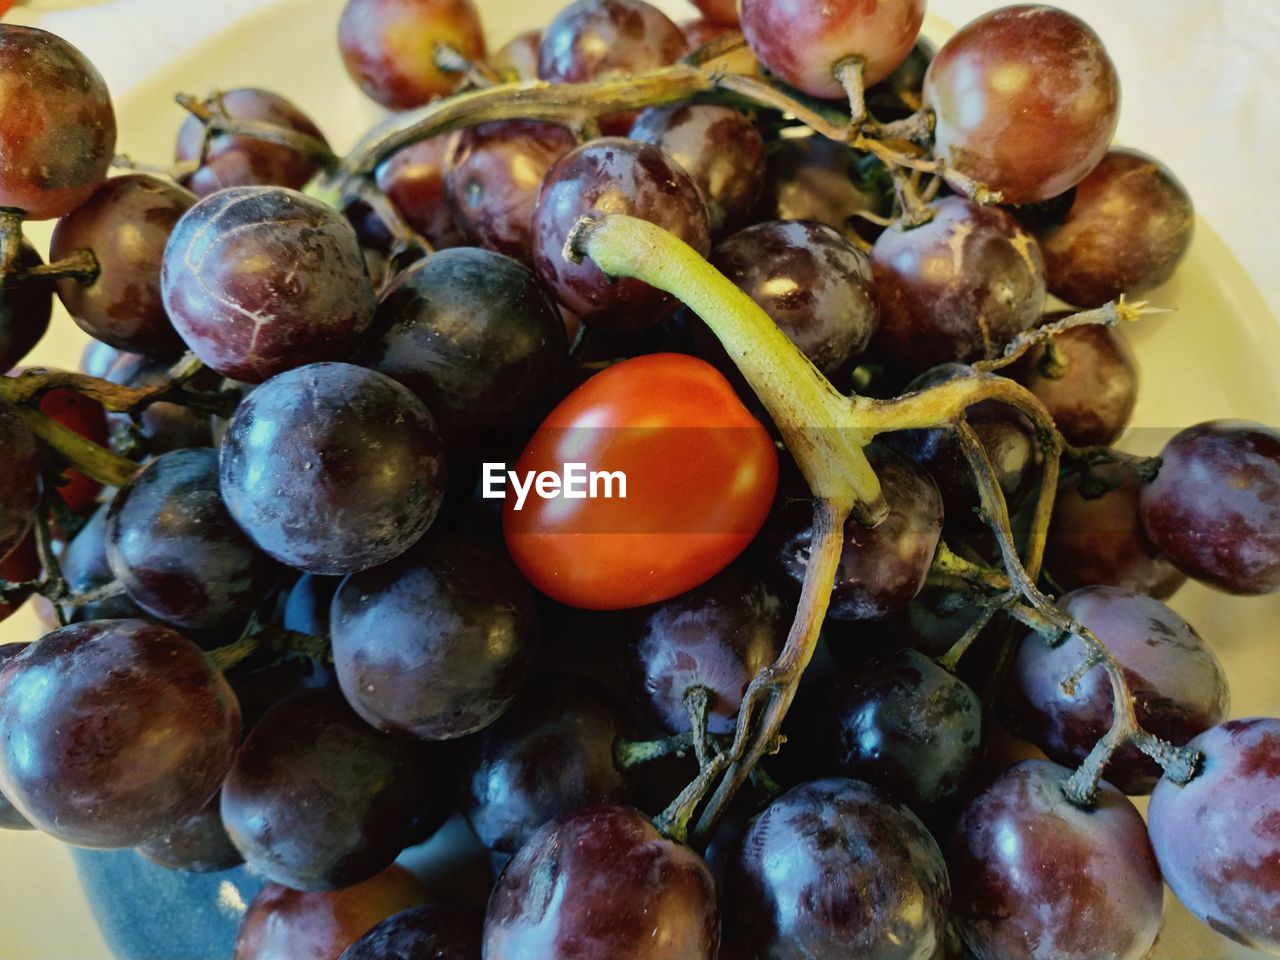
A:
1149,718,1280,953
0,619,240,848
0,643,31,829
162,186,376,383
925,5,1120,205
726,778,950,960
376,136,468,250
1140,420,1280,595
1005,586,1228,794
361,247,567,441
106,448,278,631
175,88,329,198
949,759,1163,960
484,804,719,960
0,242,53,373
340,904,482,960
0,25,117,220
0,401,38,562
136,794,243,873
61,505,148,622
872,197,1046,372
282,573,341,636
221,689,442,891
219,363,446,575
531,137,711,332
331,536,537,739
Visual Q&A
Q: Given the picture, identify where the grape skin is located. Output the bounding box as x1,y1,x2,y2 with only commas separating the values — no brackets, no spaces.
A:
136,794,243,873
340,904,483,960
0,241,53,373
0,401,39,562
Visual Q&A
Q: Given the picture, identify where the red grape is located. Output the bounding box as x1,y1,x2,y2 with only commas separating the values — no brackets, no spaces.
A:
0,401,38,562
689,0,737,27
1038,149,1195,307
35,386,109,514
0,619,240,848
0,535,38,626
0,241,52,373
339,0,486,110
340,905,482,960
136,794,243,873
0,25,117,220
489,29,540,79
376,136,467,250
925,5,1120,205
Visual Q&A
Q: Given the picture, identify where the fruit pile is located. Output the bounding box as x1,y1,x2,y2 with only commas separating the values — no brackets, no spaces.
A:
0,1,1278,958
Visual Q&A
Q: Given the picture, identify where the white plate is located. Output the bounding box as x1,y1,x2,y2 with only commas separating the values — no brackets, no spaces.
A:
2,0,1279,957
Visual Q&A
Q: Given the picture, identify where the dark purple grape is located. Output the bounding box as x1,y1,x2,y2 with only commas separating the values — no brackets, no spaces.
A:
1004,586,1228,795
462,677,631,854
871,197,1046,372
104,350,215,455
1045,465,1186,599
80,338,122,378
484,804,718,960
175,88,329,198
0,536,39,627
699,220,877,379
0,241,53,373
234,866,428,960
1012,323,1137,447
0,25,117,220
1149,718,1280,953
105,448,279,631
331,536,537,740
444,120,578,262
1140,420,1280,595
219,363,446,575
753,135,892,243
340,904,482,960
0,401,39,562
376,137,467,250
0,643,32,830
136,794,243,873
282,573,341,636
161,186,376,383
1038,149,1194,307
948,759,1163,960
629,105,764,234
0,619,240,847
49,174,193,354
810,649,982,816
359,247,567,442
531,137,711,332
774,444,943,622
221,689,445,891
726,778,950,960
61,503,148,622
622,564,786,736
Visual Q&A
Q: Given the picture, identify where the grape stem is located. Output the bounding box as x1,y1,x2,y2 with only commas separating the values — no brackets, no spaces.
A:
614,733,698,769
0,208,24,273
0,358,240,419
175,92,339,173
208,625,332,673
972,298,1149,374
14,406,139,489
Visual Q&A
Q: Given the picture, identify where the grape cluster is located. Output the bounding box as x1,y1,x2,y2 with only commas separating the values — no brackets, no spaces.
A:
0,3,1278,960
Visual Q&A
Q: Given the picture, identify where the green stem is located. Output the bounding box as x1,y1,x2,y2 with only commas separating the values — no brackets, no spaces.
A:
18,407,139,489
614,733,696,769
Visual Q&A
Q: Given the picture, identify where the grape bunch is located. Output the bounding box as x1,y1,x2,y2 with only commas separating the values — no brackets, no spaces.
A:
0,2,1277,960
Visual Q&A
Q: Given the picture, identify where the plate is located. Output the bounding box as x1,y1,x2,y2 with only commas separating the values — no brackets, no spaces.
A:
1,0,1278,957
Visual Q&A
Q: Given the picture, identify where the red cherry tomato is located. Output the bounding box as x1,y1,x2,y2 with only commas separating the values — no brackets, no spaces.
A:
503,353,778,610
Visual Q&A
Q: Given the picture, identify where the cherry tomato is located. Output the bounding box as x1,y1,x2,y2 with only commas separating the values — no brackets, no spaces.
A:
503,353,778,610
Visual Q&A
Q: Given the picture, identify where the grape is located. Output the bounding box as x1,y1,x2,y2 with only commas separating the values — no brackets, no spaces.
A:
483,804,719,960
871,197,1047,372
0,536,38,626
339,0,486,109
629,105,764,234
773,444,942,621
1140,420,1280,595
489,29,540,80
725,778,950,960
1148,718,1280,953
35,386,109,514
161,186,376,383
462,676,631,854
61,505,148,622
699,220,876,379
0,401,38,562
951,759,1162,960
1044,465,1186,599
330,536,538,740
234,865,428,960
340,904,482,960
688,0,736,27
1038,149,1195,307
925,5,1120,206
136,794,243,873
175,88,329,198
1011,322,1137,447
376,137,468,250
218,362,446,575
0,241,53,373
622,564,786,736
360,247,568,441
105,448,279,631
0,25,117,220
1004,586,1228,794
679,20,760,77
282,573,341,636
104,351,215,455
809,649,982,817
531,138,711,332
0,643,31,830
0,619,240,847
221,689,444,891
80,337,122,379
444,121,578,262
739,0,925,99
